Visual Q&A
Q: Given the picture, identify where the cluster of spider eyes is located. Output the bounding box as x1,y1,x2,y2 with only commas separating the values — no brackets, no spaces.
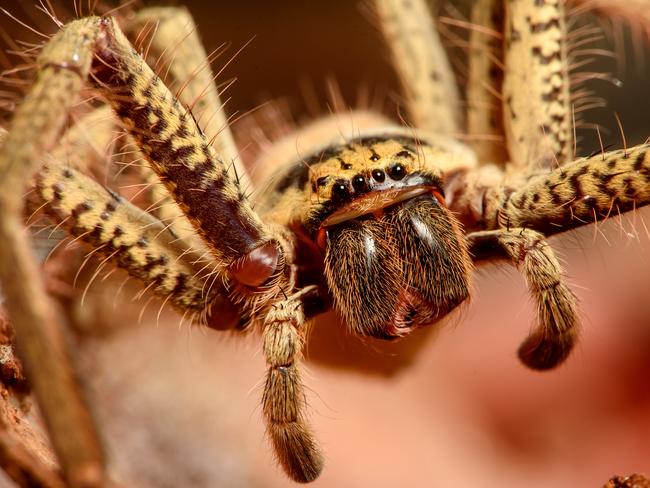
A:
328,162,408,203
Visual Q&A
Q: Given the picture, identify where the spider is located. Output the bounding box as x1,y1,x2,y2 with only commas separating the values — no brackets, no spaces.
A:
0,0,649,485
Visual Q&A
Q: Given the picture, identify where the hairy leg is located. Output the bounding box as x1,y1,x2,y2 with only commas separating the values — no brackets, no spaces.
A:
469,228,578,369
123,7,241,173
466,0,509,165
90,17,293,298
497,144,650,236
34,158,235,327
374,0,461,135
502,0,573,169
262,288,323,482
121,7,247,246
0,18,106,487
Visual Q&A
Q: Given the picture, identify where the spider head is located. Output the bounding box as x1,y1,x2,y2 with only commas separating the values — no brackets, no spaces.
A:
303,134,474,339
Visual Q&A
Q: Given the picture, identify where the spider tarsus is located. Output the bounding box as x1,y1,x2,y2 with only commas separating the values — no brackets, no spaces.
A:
517,331,575,370
520,280,579,370
268,422,324,484
469,228,580,370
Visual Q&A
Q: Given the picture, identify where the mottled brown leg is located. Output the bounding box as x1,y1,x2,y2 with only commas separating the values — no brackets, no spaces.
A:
469,228,579,370
122,7,243,185
497,144,650,236
122,7,248,249
262,288,323,483
0,18,106,487
90,17,290,294
503,0,573,168
374,0,461,135
19,99,241,331
34,157,239,328
467,0,509,165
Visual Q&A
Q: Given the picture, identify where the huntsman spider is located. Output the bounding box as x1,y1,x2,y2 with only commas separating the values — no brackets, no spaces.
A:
0,0,649,485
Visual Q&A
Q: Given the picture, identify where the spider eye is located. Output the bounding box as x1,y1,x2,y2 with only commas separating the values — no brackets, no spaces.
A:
352,175,369,193
387,163,406,180
331,180,352,203
371,169,385,183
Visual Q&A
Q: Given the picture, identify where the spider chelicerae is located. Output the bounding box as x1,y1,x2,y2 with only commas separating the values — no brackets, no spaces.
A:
0,0,649,485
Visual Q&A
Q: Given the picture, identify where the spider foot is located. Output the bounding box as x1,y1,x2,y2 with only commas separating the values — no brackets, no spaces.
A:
518,330,576,371
268,422,323,483
518,283,578,370
469,228,580,370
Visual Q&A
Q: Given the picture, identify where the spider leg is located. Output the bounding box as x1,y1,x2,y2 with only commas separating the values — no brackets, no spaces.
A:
2,16,249,482
123,7,241,180
31,16,318,480
0,18,106,487
452,145,650,369
502,0,573,168
262,287,322,483
450,142,650,238
497,144,650,236
468,228,578,370
34,157,237,329
466,0,509,165
374,0,461,135
95,109,210,252
90,17,292,297
120,7,247,246
25,99,240,330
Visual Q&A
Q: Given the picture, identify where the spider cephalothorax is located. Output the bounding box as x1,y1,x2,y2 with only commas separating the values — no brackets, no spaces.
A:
0,0,649,485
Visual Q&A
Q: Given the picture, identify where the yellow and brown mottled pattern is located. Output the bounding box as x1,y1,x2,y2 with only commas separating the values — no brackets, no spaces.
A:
503,0,572,168
90,18,271,264
497,144,650,234
40,104,217,308
137,165,211,252
259,130,476,233
35,159,222,315
374,0,461,135
122,7,246,189
121,7,246,251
